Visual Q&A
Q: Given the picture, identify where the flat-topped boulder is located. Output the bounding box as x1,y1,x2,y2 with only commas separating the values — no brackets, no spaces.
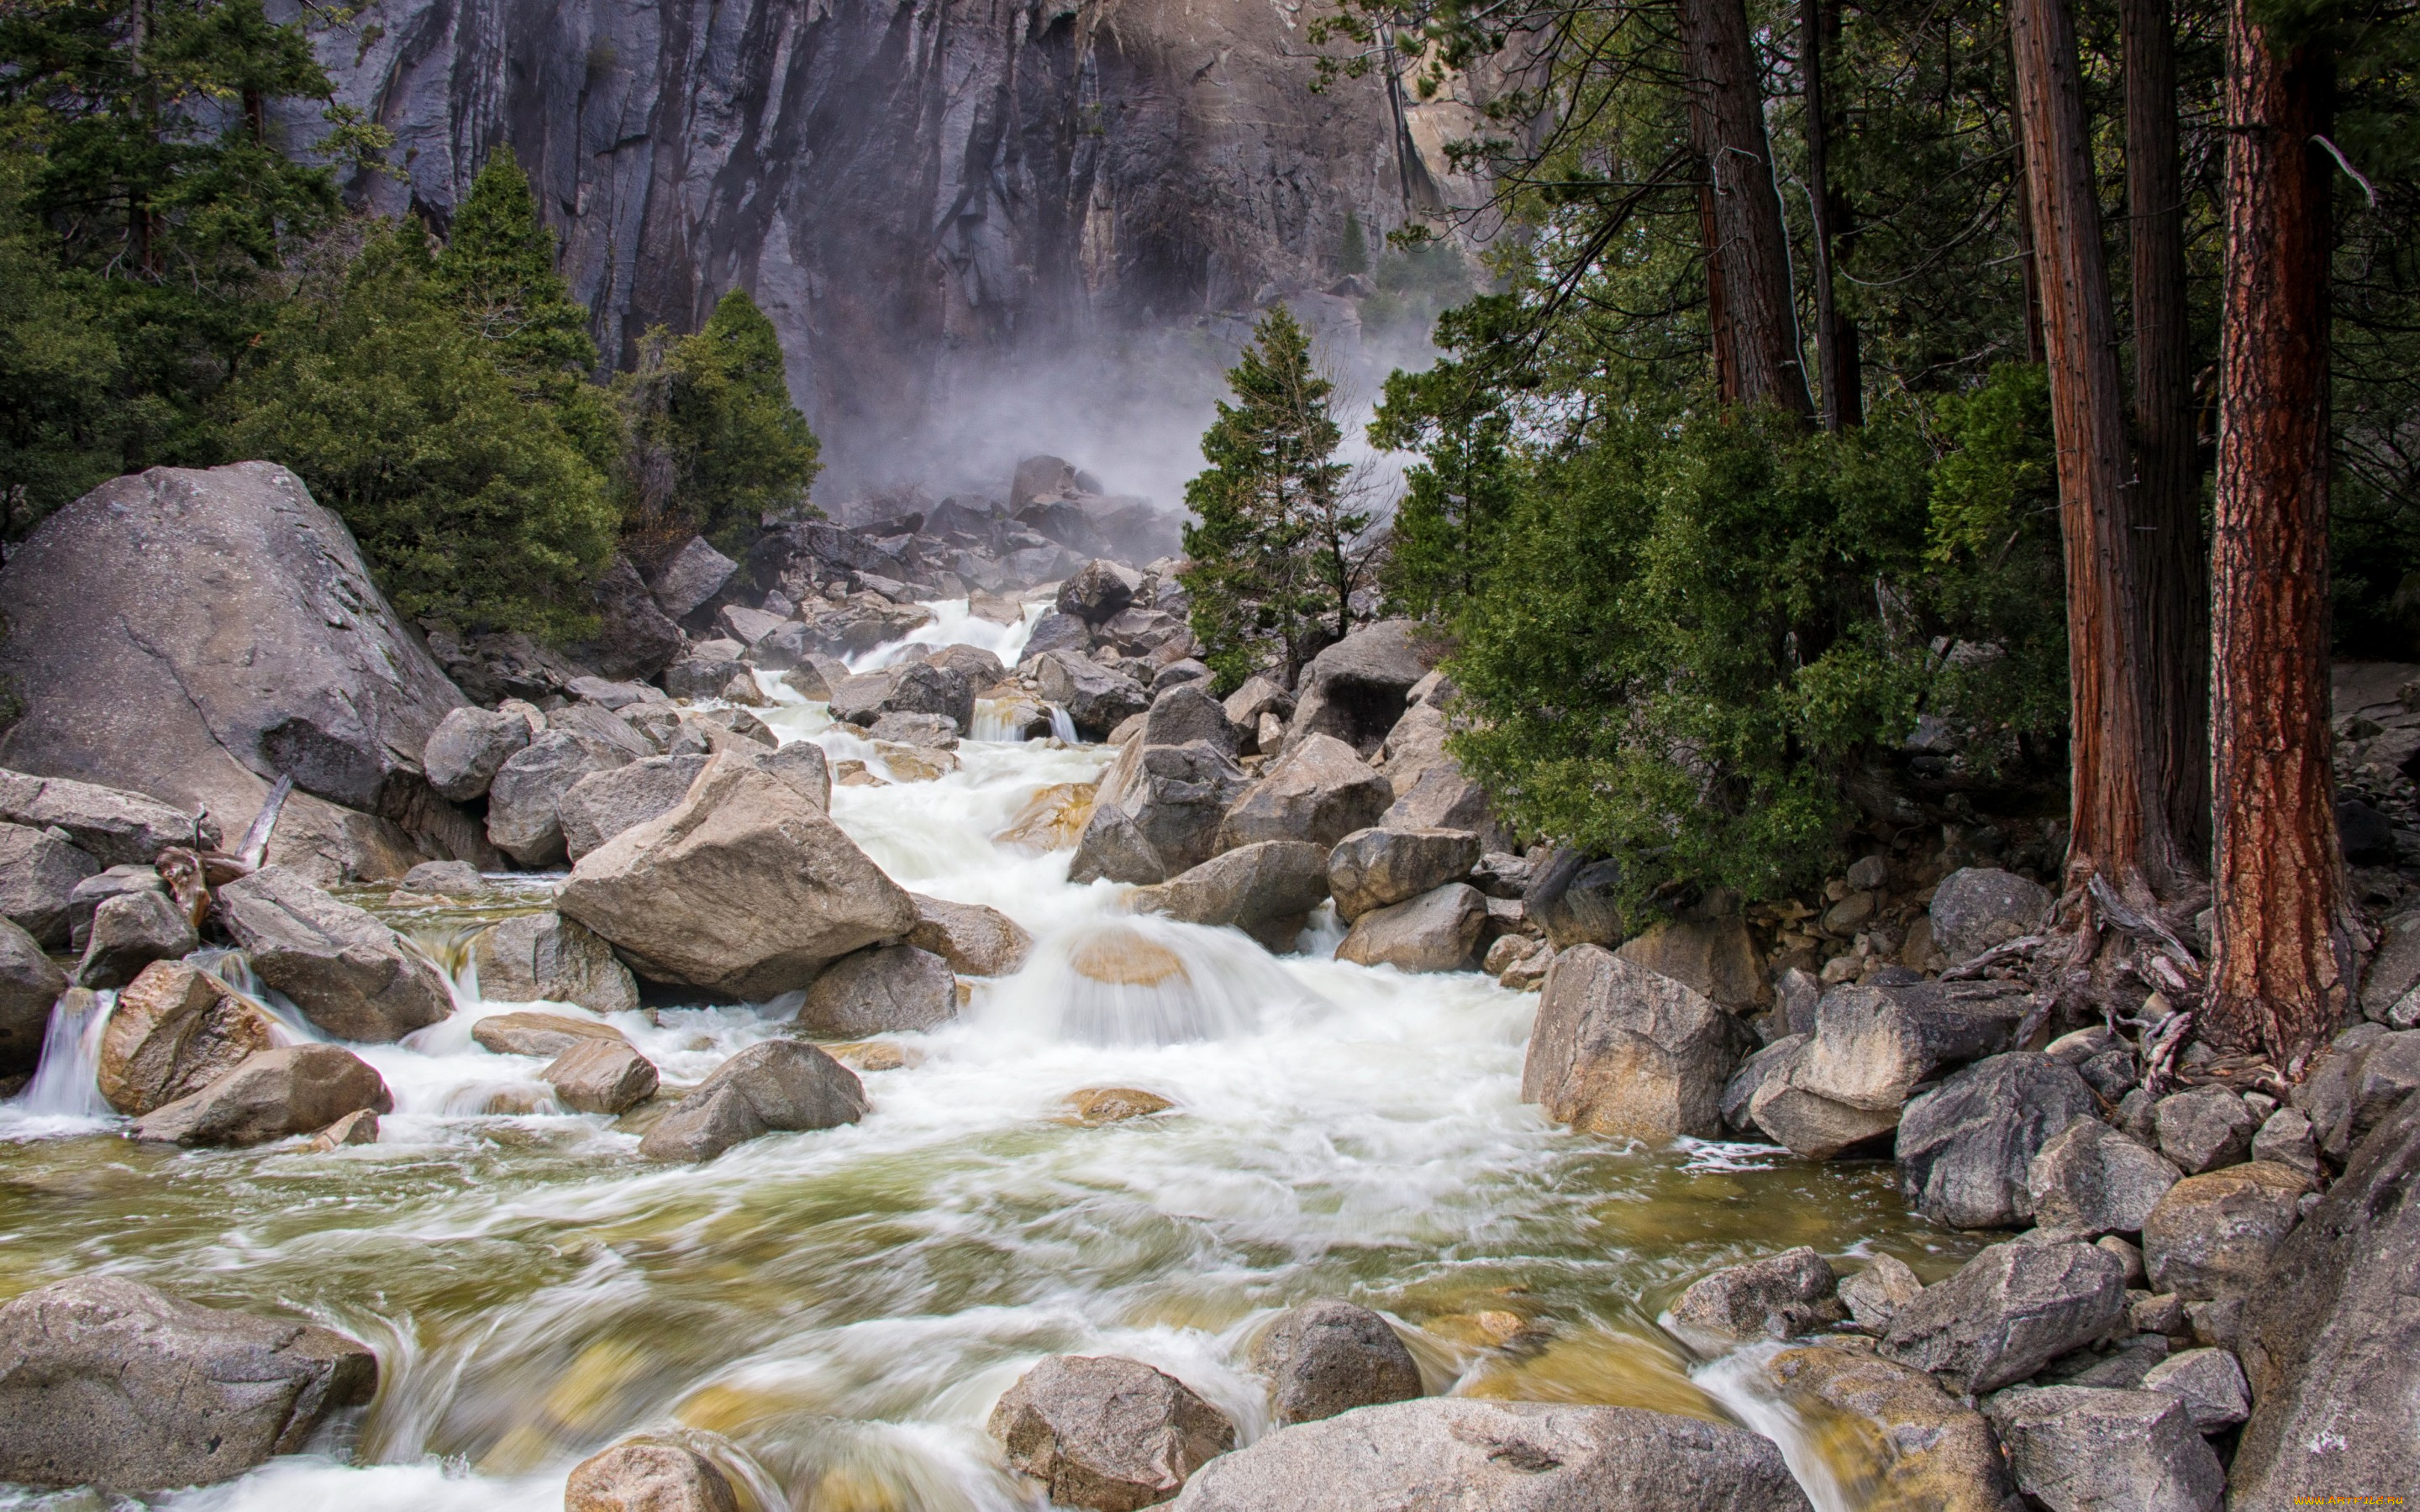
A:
1880,1240,2127,1394
216,866,454,1042
1326,827,1480,923
470,1009,627,1058
1217,733,1392,852
130,1044,393,1146
1523,945,1750,1140
1334,882,1486,972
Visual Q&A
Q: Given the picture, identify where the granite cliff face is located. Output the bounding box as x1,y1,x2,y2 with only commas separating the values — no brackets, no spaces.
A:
316,0,1472,493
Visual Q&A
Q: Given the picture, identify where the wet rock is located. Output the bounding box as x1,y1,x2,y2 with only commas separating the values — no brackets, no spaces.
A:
559,754,917,999
423,706,532,802
1896,1053,2101,1229
398,858,483,894
2249,1105,2322,1177
777,652,855,702
1284,619,1428,757
540,1037,659,1115
1023,610,1092,659
1252,1300,1422,1425
557,754,712,862
1836,1254,1926,1335
1761,1347,2012,1511
846,661,976,734
991,1353,1237,1512
0,822,97,947
1666,1247,1839,1347
1034,651,1151,738
1523,944,1751,1140
650,536,739,621
564,1437,740,1512
1792,979,2033,1112
866,711,961,748
0,1274,377,1491
1058,559,1144,623
1061,1086,1176,1124
1334,882,1486,972
797,943,957,1035
2153,1085,2254,1173
1719,1034,1804,1133
1128,841,1329,953
471,1011,626,1057
2027,1121,2184,1237
97,961,275,1115
918,643,1009,687
2139,1347,2249,1433
907,895,1034,976
1879,1240,2127,1394
577,555,685,681
131,1044,394,1146
1523,848,1626,949
309,1108,379,1149
486,728,637,866
1165,1399,1810,1512
1133,683,1237,754
1217,733,1392,851
66,864,169,952
0,917,68,1077
2140,1161,2312,1301
1071,740,1250,885
471,912,640,1017
73,889,197,990
638,1040,867,1162
1927,867,2052,964
216,866,454,1042
1325,827,1480,924
1982,1386,2222,1512
1612,915,1763,1012
1748,1042,1905,1158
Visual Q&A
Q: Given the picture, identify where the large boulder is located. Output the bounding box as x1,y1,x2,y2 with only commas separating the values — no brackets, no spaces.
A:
637,1039,868,1162
421,706,532,803
836,660,976,734
796,943,957,1035
1981,1386,2223,1512
1283,619,1429,757
2152,1084,2256,1173
73,888,197,990
557,754,712,862
2139,1348,2249,1434
576,555,685,680
1665,1248,1839,1348
0,822,98,947
558,755,918,999
1612,915,1765,1012
1522,945,1750,1140
0,464,475,884
485,729,636,866
2026,1120,2184,1237
130,1044,394,1146
1928,867,2053,963
649,536,740,621
539,1038,660,1116
2139,1161,2313,1300
1034,651,1152,738
1251,1301,1422,1426
1746,1040,1906,1158
1523,848,1627,949
97,960,276,1115
1791,979,2032,1111
216,866,454,1042
0,769,217,869
907,895,1035,976
1878,1240,2128,1394
1167,1399,1811,1512
1216,733,1392,851
565,1437,740,1512
1057,559,1144,623
0,1275,377,1491
1132,682,1238,754
469,911,640,1017
1895,1053,2101,1229
471,1010,626,1058
1325,827,1480,923
1760,1347,2012,1511
1070,740,1250,885
0,917,68,1077
1128,841,1330,953
2230,1086,2420,1503
989,1354,1237,1512
1334,882,1487,972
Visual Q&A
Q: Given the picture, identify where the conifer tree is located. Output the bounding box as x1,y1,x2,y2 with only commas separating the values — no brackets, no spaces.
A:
1181,307,1369,691
1370,297,1521,622
434,146,597,383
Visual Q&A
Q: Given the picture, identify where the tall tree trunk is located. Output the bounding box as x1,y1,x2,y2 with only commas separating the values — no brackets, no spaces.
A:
2208,9,2349,1069
1699,181,1743,406
1679,0,1814,417
2014,146,2047,364
2125,0,2211,867
1802,0,1854,430
2010,0,2182,901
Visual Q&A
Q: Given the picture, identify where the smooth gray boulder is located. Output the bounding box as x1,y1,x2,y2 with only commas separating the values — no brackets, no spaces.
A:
1133,682,1237,754
1128,841,1330,953
469,1010,625,1058
1334,882,1487,972
421,706,531,802
1896,1053,2101,1229
1057,559,1144,622
2140,1162,2313,1301
0,1275,377,1491
557,754,712,862
2153,1085,2255,1174
664,648,750,701
1326,827,1480,924
1720,1034,1805,1133
216,866,454,1042
650,536,739,620
749,741,832,811
1252,1300,1422,1425
866,711,960,748
907,895,1035,976
1982,1386,2223,1512
1522,945,1750,1140
1791,978,2032,1111
1033,651,1151,738
2139,1347,2249,1433
839,660,975,733
1665,1248,1839,1347
72,889,197,990
0,821,97,947
1023,610,1092,660
1747,1041,1906,1159
486,728,636,867
1070,739,1250,885
991,1353,1237,1512
1217,732,1392,851
1928,866,2053,963
397,858,483,894
470,911,640,1017
130,1044,395,1146
539,1037,659,1115
0,916,69,1077
1220,675,1292,739
637,1040,868,1162
1283,619,1428,756
1880,1240,2127,1394
1167,1399,1811,1512
2027,1119,2184,1237
796,943,957,1035
564,1437,740,1512
0,769,217,869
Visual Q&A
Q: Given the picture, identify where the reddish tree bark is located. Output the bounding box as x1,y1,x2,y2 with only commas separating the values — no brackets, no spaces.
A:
2208,8,2351,1068
2125,0,2211,866
1679,0,1813,417
2011,0,2183,903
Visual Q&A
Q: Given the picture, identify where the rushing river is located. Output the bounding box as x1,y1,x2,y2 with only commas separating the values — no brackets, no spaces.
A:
0,601,1982,1511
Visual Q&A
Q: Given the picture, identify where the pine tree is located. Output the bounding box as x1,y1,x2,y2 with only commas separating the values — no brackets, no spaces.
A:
1370,297,1521,622
434,146,597,383
1181,307,1369,691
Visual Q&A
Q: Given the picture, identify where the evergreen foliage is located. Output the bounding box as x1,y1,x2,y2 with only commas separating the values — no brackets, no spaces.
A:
433,146,598,384
1368,296,1523,620
1338,211,1370,276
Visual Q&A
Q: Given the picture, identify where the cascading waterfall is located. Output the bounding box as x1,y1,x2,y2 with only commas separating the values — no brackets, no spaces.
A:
0,596,1965,1512
8,987,115,1126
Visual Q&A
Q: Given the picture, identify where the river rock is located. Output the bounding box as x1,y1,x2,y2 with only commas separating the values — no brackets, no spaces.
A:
991,1353,1235,1512
1895,1053,2101,1229
0,822,97,947
2249,1105,2322,1177
1612,915,1763,1011
423,707,532,802
216,866,454,1042
1523,945,1749,1140
0,1274,378,1491
1325,827,1480,923
1250,1300,1421,1425
1217,733,1392,851
664,648,750,701
1132,683,1237,754
2152,1085,2254,1174
1070,740,1250,885
1719,1034,1802,1133
2229,1085,2420,1501
470,912,640,1017
1792,979,2033,1111
2027,1120,2184,1237
907,895,1034,976
1378,761,1509,853
2139,1347,2249,1433
2339,1028,2420,1148
1881,1240,2128,1394
73,888,197,990
1060,1086,1176,1124
1128,841,1330,953
556,754,711,863
1335,882,1486,972
1284,619,1428,756
564,1437,739,1512
854,661,976,733
487,729,638,866
1666,1247,1839,1347
1033,651,1151,738
0,770,217,869
131,1044,394,1146
1836,1254,1926,1334
567,677,667,711
398,858,483,894
559,754,918,999
1524,848,1627,949
797,943,956,1035
1928,867,2053,963
1982,1386,2222,1512
867,711,960,748
650,536,739,621
97,961,276,1115
1057,559,1144,622
2140,1161,2312,1301
1220,675,1292,743
0,917,67,1077
638,1040,868,1162
1024,610,1092,659
1747,1042,1906,1158
66,864,169,952
539,1037,659,1115
1166,1399,1810,1512
471,1010,626,1057
1761,1346,2011,1510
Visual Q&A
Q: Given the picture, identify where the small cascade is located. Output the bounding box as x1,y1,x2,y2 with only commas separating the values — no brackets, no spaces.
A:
1047,703,1079,744
844,597,1041,674
1694,1346,1858,1512
10,987,117,1120
193,948,324,1045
